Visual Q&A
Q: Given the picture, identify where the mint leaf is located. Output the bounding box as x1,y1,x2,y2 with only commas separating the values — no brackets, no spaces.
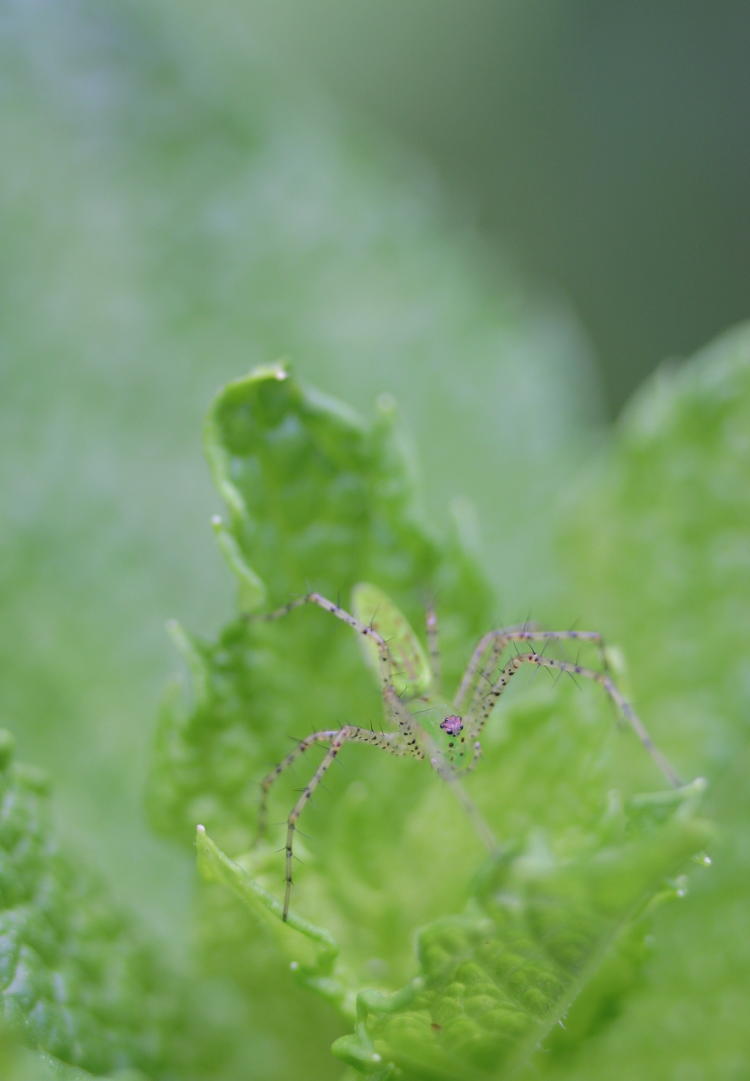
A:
196,780,707,1081
149,367,492,850
563,327,750,776
335,806,708,1081
152,367,709,1078
0,1026,144,1081
0,732,175,1077
547,328,750,1080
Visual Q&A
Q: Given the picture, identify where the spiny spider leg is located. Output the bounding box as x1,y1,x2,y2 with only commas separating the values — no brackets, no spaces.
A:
256,727,410,844
454,623,542,710
461,628,609,720
249,592,397,693
384,685,495,850
469,651,682,788
281,724,413,920
383,684,427,758
454,739,483,777
425,602,442,693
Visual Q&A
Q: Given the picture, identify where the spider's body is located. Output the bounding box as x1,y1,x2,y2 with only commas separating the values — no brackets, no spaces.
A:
254,582,681,920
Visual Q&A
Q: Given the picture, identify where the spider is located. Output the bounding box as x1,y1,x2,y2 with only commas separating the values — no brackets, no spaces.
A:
252,583,681,920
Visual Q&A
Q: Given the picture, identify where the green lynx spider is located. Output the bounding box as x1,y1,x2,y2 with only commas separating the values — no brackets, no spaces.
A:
254,583,681,920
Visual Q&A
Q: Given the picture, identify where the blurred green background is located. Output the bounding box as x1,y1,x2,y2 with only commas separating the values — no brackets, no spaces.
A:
245,0,750,412
2,0,746,966
1,0,748,1076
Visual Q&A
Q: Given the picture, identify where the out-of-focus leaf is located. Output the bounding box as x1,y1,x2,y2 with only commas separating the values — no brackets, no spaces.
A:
0,731,176,1078
542,327,750,1080
151,367,710,1078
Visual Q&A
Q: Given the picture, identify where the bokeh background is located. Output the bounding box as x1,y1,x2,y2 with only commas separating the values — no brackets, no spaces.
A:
249,0,750,412
1,0,748,1073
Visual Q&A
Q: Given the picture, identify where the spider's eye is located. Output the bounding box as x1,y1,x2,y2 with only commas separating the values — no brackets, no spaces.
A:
440,714,463,736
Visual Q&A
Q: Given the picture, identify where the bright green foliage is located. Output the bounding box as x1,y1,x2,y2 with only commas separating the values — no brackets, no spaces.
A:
149,367,491,851
544,327,750,1081
563,326,750,780
0,1026,144,1081
351,583,432,699
198,796,707,1080
148,366,715,1079
0,733,174,1080
2,3,747,1077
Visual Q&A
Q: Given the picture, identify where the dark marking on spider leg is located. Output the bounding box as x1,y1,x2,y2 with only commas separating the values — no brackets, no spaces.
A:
425,602,442,691
280,724,412,920
256,730,338,844
383,685,427,760
250,592,398,691
454,740,482,777
456,625,609,712
454,623,541,710
471,652,681,788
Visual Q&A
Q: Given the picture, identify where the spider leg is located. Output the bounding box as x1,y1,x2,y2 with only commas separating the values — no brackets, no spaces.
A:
454,739,483,777
457,627,608,717
454,622,541,711
282,724,413,920
249,592,397,694
383,685,496,850
468,651,681,788
258,725,412,843
257,729,340,843
425,602,442,693
383,684,427,759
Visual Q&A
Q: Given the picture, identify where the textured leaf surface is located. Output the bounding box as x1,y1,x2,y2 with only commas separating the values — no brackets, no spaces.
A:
342,811,707,1081
152,368,711,1079
198,798,708,1081
0,1027,144,1081
542,327,750,1080
149,367,491,851
3,2,743,1075
0,733,175,1078
3,7,598,1076
0,0,596,938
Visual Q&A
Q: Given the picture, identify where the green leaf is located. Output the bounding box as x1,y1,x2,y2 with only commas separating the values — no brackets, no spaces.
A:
562,326,750,776
151,367,711,1078
195,783,708,1081
0,1025,145,1081
149,367,492,850
0,732,176,1078
546,327,750,1080
195,826,350,1015
203,367,488,617
339,808,709,1081
351,582,433,698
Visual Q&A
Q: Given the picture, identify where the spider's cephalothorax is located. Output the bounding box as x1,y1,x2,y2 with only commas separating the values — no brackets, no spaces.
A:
252,581,682,920
439,715,463,736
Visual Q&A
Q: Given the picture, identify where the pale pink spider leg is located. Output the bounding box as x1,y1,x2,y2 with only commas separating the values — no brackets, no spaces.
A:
457,627,607,717
282,724,413,920
258,726,413,843
255,727,397,841
454,739,483,777
383,684,428,759
425,602,442,692
251,592,397,693
469,652,681,788
383,687,496,851
454,623,542,711
257,731,335,844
